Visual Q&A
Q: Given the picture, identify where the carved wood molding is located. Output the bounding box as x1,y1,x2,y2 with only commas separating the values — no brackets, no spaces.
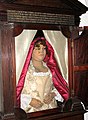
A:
0,0,16,3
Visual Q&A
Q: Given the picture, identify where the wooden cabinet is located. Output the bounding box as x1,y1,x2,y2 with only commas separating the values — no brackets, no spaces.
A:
0,0,88,120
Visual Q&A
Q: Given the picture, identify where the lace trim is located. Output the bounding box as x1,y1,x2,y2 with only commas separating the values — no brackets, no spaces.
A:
33,71,50,76
30,61,52,77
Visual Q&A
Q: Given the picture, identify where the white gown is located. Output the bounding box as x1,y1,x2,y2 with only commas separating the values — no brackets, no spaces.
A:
21,61,63,113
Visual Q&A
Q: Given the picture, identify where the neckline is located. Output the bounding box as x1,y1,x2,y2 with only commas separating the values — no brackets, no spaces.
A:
31,61,48,73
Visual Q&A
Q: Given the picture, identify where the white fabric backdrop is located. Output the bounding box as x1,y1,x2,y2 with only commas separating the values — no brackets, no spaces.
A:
15,30,37,83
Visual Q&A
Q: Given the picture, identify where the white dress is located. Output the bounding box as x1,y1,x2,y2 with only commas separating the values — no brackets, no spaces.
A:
21,61,63,113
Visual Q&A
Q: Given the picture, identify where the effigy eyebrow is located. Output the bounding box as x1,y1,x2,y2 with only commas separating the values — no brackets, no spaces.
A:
35,44,40,47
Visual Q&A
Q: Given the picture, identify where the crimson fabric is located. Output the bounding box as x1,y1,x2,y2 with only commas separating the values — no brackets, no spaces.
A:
16,37,69,106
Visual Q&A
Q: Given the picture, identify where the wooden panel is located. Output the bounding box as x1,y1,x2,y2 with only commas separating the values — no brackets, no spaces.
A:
73,27,88,108
0,23,16,115
14,108,85,120
74,28,88,66
74,71,88,107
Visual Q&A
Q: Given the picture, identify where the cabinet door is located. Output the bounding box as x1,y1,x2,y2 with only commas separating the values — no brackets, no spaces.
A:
68,27,88,108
